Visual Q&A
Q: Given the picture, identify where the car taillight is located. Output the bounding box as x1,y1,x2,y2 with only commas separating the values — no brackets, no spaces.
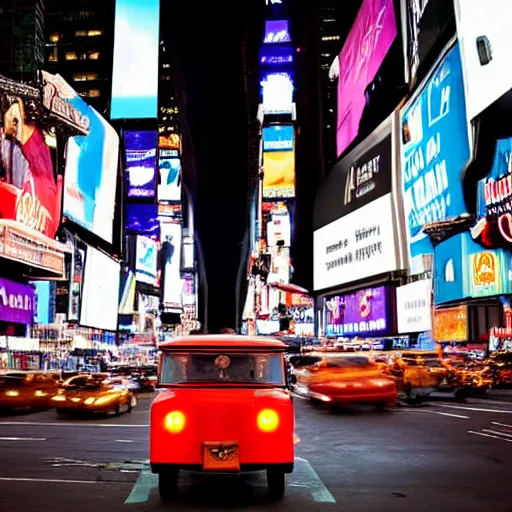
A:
164,411,186,433
257,409,279,432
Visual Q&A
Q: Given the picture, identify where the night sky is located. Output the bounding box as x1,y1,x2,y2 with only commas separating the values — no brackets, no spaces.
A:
166,5,263,333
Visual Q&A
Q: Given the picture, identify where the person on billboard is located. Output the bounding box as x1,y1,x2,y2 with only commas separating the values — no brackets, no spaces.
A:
0,95,59,238
156,235,175,288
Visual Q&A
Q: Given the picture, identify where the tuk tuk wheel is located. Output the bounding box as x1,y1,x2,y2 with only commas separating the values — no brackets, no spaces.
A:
267,469,286,499
158,470,179,501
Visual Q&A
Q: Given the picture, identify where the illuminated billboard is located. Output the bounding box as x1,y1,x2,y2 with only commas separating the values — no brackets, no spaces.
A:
160,221,183,309
263,151,295,199
135,235,158,286
125,130,158,198
264,20,291,44
110,0,160,120
263,125,294,151
158,154,181,202
261,73,294,114
260,45,293,66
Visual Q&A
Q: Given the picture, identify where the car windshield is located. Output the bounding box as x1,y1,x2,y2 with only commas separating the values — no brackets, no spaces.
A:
160,352,285,385
0,376,24,388
63,375,106,390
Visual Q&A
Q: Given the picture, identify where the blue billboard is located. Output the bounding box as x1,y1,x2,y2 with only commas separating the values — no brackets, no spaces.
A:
125,131,158,199
63,91,120,244
263,125,294,152
400,42,471,260
110,0,160,119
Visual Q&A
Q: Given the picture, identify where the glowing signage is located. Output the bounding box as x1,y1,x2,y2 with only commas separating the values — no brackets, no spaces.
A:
111,0,160,119
261,73,293,114
263,125,294,151
264,20,291,44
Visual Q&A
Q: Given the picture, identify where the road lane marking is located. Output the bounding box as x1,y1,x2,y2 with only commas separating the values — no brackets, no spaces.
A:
295,457,336,503
0,422,149,427
421,411,469,419
116,440,134,443
124,466,157,504
436,405,512,414
0,437,46,441
492,421,512,429
482,429,512,438
0,477,129,485
468,430,512,443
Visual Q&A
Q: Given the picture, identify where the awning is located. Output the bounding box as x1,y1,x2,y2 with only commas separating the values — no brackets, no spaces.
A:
267,282,309,295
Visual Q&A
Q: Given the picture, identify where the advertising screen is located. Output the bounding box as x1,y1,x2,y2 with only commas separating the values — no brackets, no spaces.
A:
0,277,34,325
434,232,512,305
400,42,470,261
158,135,181,152
68,245,86,322
110,0,160,119
160,221,183,309
402,0,455,86
432,305,467,342
261,73,294,114
263,151,295,199
126,203,159,236
262,125,294,152
135,235,158,285
33,281,52,325
263,20,291,44
158,155,181,202
455,1,512,120
326,286,391,337
336,0,397,157
80,247,121,331
0,98,61,240
260,45,294,66
396,279,432,334
314,118,393,229
314,194,399,291
267,213,291,247
125,131,157,198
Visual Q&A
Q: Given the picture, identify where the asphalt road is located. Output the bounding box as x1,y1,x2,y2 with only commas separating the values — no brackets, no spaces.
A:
0,393,511,512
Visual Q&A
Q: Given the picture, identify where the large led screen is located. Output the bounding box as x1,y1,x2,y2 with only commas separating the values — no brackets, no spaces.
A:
261,73,294,114
62,82,119,243
336,0,397,157
125,130,157,198
80,246,121,331
400,43,470,262
135,235,158,285
264,20,291,44
260,45,294,66
158,153,181,202
126,203,159,236
263,151,295,199
160,221,183,309
110,0,160,120
263,125,294,152
455,0,512,120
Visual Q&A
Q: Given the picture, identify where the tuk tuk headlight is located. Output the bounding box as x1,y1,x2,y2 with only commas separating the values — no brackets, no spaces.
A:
257,409,279,432
164,411,186,433
5,390,19,397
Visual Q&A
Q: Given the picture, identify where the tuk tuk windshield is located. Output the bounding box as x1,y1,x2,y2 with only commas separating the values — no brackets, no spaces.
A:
160,352,285,385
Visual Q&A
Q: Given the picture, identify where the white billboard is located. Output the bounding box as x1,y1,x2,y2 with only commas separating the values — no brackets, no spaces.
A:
313,194,399,291
396,279,432,334
160,221,183,309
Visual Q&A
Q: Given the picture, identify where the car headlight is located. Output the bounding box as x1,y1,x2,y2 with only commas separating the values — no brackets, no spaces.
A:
34,390,47,397
164,411,186,433
257,409,279,433
5,390,19,397
84,397,95,405
52,395,66,401
372,379,390,387
94,395,116,406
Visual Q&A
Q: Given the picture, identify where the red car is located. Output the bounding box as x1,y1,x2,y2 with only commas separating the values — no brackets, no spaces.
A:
291,353,397,409
150,335,295,500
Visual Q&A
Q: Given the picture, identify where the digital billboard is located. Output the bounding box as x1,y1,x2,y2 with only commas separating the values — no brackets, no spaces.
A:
261,73,294,114
160,221,183,309
135,235,158,286
336,0,397,157
126,203,159,236
325,286,392,337
262,125,294,151
260,45,294,66
158,134,181,152
158,154,181,202
33,281,52,325
0,277,34,325
400,43,470,261
0,96,61,240
110,0,160,120
263,150,295,199
125,130,157,198
263,20,291,44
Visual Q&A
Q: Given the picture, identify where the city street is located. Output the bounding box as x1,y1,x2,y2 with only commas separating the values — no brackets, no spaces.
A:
0,394,511,512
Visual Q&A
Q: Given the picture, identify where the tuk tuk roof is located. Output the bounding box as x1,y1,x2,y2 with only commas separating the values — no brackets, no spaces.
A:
158,335,287,351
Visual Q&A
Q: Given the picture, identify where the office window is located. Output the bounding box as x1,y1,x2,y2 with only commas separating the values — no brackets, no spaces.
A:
88,89,101,97
48,47,58,62
75,30,87,37
87,30,102,37
49,33,60,43
88,51,100,60
65,52,77,60
72,72,99,82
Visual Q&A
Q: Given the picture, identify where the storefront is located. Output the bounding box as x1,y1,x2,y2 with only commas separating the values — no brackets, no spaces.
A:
312,112,408,337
